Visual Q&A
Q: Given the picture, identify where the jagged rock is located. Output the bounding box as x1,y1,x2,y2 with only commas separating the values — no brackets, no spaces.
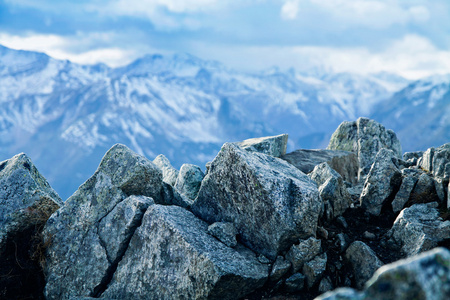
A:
0,153,62,299
234,134,288,158
270,256,291,283
391,175,418,213
101,205,268,299
419,143,450,179
284,273,306,293
345,241,383,289
174,163,204,200
409,173,439,205
153,154,179,186
160,182,193,208
281,149,358,184
363,247,450,300
360,148,402,216
207,222,238,248
318,276,334,294
434,177,446,203
403,151,423,167
286,237,322,273
192,143,322,259
327,117,402,179
303,253,327,289
43,144,162,299
388,202,450,256
315,287,363,300
309,163,351,220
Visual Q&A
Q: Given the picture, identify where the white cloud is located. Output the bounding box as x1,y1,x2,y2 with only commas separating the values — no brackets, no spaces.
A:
281,0,301,20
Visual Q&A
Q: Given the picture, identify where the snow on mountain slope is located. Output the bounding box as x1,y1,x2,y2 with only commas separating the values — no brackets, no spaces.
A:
0,45,411,199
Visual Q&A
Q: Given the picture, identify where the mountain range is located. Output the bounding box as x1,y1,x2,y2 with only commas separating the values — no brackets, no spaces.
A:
1,44,449,199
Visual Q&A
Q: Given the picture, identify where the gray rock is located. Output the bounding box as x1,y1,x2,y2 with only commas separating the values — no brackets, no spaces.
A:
309,163,351,220
174,163,204,200
434,177,446,203
430,143,450,178
284,273,306,293
448,180,450,209
328,117,402,179
101,205,268,299
0,153,62,253
281,149,358,184
391,175,418,213
153,154,179,186
345,241,383,289
364,247,450,300
43,144,162,299
409,173,439,205
269,256,291,283
160,182,193,209
336,233,349,253
286,237,322,273
318,276,334,294
360,148,402,216
207,222,238,248
403,151,424,162
234,133,288,158
303,253,327,289
315,287,363,300
192,143,322,260
388,202,450,256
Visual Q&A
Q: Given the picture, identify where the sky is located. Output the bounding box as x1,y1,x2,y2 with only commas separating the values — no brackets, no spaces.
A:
0,0,449,79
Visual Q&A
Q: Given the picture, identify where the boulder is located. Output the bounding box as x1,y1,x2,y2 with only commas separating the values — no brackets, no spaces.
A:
403,151,424,166
391,175,418,213
281,149,358,184
153,154,179,186
309,163,351,220
0,153,62,299
363,247,450,300
174,163,204,200
270,256,291,283
286,237,322,273
207,222,238,248
360,148,402,216
409,173,439,205
318,277,334,294
345,241,383,289
192,143,322,259
284,273,306,293
419,143,450,179
302,253,327,289
101,205,268,299
43,144,163,299
388,202,450,256
234,134,288,158
327,117,402,179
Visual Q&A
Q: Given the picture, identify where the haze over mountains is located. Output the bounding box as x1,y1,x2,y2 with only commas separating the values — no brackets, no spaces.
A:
1,44,449,199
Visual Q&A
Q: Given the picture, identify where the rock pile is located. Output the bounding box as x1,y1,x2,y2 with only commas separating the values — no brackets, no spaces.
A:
1,117,449,300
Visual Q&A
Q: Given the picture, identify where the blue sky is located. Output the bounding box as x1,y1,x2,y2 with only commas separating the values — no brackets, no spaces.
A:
1,0,449,79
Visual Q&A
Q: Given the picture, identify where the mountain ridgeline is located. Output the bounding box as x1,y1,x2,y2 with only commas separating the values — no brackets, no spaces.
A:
0,44,449,199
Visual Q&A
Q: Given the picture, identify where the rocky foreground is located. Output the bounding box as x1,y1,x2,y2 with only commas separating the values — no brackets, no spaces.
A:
1,117,449,299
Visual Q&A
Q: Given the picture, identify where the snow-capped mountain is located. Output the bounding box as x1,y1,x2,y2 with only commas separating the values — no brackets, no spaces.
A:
0,44,436,199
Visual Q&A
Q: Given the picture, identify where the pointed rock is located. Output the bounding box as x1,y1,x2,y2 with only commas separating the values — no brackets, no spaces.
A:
174,163,204,200
153,154,179,186
234,134,288,158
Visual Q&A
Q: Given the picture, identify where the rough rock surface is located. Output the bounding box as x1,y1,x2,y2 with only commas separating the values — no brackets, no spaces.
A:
281,149,358,184
409,173,439,205
360,148,402,216
207,222,238,248
270,256,291,283
174,163,204,200
391,174,418,213
387,202,450,257
345,241,383,289
101,205,268,299
327,117,402,178
153,154,179,186
234,134,288,158
419,143,450,179
192,143,322,259
303,253,327,289
285,273,306,293
286,237,322,273
309,163,351,220
43,144,163,299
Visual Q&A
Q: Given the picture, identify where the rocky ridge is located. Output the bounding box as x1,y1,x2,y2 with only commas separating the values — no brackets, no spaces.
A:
0,117,449,299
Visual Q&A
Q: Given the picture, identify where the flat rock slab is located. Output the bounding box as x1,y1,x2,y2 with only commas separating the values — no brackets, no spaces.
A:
281,149,358,184
101,205,268,300
192,143,322,259
234,134,288,158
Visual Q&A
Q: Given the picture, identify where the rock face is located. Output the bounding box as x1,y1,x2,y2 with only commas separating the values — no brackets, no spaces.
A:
345,241,383,289
281,149,358,184
360,148,402,216
174,163,205,200
191,143,322,259
286,237,322,273
101,205,268,300
0,153,62,299
309,163,351,220
43,144,163,299
419,143,450,178
234,134,288,158
387,202,450,257
153,154,179,186
328,117,402,178
207,222,238,248
391,173,419,213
